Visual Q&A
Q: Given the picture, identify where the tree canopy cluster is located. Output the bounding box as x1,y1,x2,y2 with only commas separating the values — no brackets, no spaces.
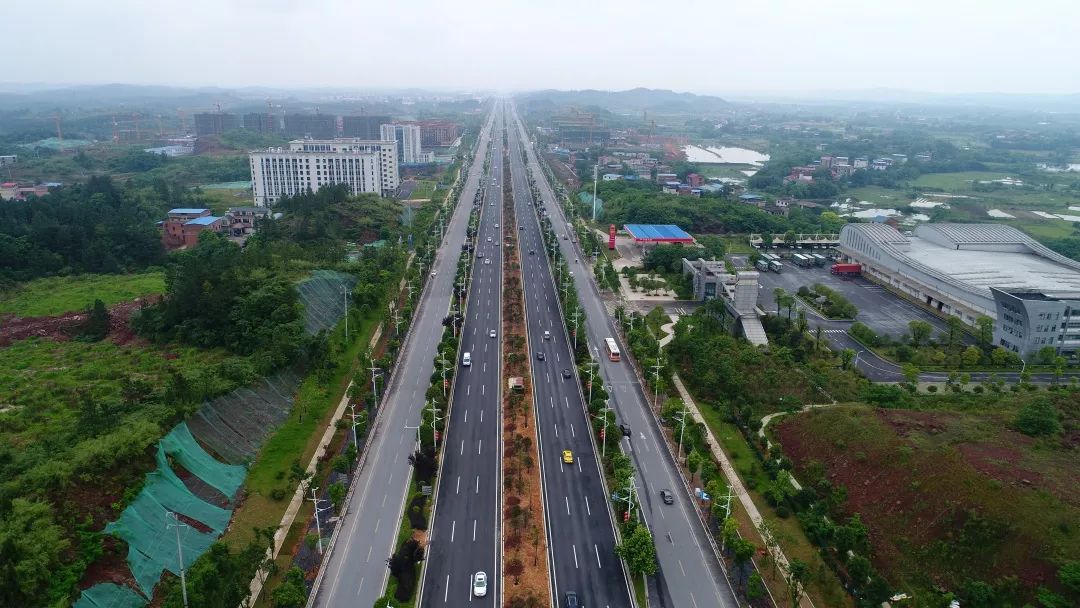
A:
0,176,165,285
133,232,308,372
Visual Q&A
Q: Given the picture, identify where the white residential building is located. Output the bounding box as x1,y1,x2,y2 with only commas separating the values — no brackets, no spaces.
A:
380,123,432,165
249,138,399,206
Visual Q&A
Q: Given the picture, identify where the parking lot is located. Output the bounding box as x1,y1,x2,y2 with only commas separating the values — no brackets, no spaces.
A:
732,255,950,339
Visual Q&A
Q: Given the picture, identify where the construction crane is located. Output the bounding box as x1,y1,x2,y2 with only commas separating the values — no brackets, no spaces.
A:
177,109,188,135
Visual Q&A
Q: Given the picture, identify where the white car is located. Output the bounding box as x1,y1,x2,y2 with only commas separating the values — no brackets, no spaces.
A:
430,270,437,277
495,223,499,228
485,258,491,265
489,329,497,338
487,237,493,242
473,571,488,597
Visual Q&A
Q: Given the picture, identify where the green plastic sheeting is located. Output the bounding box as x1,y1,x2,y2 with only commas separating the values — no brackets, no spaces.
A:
160,422,245,498
74,583,146,608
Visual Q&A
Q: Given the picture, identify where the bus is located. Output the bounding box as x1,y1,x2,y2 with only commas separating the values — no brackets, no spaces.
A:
604,338,621,362
768,260,783,273
755,259,770,272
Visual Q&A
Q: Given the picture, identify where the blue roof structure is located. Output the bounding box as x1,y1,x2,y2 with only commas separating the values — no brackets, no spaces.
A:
623,224,694,243
739,193,764,201
169,208,210,214
185,216,222,226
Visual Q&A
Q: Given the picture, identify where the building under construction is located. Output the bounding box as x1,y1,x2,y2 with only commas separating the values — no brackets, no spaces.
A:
342,115,390,139
553,112,609,146
194,113,240,136
283,113,337,139
243,112,280,133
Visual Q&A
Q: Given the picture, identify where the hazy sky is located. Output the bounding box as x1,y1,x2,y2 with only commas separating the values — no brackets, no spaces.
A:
8,0,1079,95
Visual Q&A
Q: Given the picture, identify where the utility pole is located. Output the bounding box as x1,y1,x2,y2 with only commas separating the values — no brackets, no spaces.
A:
585,353,597,406
165,512,189,608
307,485,332,553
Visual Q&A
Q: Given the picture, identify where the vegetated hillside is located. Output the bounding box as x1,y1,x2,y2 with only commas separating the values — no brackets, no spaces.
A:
774,398,1080,606
518,87,730,115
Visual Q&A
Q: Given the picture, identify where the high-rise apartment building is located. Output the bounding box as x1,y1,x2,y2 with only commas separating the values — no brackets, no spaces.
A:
342,115,390,139
380,123,432,165
194,113,240,136
283,114,337,139
249,139,399,206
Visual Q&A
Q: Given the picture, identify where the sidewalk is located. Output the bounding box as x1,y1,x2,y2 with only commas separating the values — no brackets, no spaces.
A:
671,374,815,608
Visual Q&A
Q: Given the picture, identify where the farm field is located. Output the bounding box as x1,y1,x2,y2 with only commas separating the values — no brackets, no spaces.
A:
773,398,1079,605
0,272,164,317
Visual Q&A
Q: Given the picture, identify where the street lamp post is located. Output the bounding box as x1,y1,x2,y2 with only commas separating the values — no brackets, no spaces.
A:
853,349,866,368
405,424,422,451
342,286,349,341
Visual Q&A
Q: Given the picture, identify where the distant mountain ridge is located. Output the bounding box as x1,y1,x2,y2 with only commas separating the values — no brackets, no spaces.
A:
517,87,730,114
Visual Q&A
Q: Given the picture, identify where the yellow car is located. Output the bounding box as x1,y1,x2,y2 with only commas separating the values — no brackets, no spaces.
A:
562,450,573,465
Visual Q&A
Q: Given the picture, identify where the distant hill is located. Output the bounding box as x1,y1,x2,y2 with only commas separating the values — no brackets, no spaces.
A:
517,87,730,115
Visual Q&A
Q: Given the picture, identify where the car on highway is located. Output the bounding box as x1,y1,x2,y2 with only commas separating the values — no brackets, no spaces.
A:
487,237,492,242
473,571,487,597
489,329,497,338
543,330,551,340
620,424,632,438
430,270,437,276
536,351,545,361
562,450,573,465
529,249,535,255
495,223,499,228
660,489,674,505
564,591,580,607
462,352,471,367
561,368,572,379
485,258,491,265
478,252,484,258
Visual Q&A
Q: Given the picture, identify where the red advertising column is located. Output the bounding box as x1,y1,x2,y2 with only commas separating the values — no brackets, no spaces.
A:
608,224,616,250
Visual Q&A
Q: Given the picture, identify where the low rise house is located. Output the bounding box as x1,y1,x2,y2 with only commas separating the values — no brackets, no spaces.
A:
686,173,703,187
161,208,224,249
226,206,270,236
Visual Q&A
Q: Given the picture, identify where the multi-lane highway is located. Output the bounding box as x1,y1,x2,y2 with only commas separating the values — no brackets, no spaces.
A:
418,102,506,607
507,107,635,608
510,104,741,608
311,106,496,608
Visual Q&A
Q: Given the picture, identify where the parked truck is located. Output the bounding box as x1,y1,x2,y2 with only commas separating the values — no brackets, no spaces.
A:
830,263,862,276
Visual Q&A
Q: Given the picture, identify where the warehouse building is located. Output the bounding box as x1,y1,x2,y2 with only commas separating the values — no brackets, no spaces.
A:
839,223,1080,357
249,138,399,205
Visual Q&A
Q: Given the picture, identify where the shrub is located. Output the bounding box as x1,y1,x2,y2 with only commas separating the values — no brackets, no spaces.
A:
1013,399,1062,437
270,488,288,501
927,384,938,393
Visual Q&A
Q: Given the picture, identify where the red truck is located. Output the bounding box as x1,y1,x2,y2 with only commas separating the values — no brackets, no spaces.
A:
831,263,862,276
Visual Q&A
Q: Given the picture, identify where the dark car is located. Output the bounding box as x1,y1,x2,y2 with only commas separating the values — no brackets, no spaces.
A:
660,489,674,505
620,424,632,438
561,368,572,379
564,591,580,608
536,352,545,361
529,250,535,255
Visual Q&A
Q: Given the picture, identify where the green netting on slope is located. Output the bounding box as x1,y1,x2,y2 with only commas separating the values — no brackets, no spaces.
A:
160,422,245,498
297,270,358,334
105,442,232,595
74,582,146,608
185,368,302,465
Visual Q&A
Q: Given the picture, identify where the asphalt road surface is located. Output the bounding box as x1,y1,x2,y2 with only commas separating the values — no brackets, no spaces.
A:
510,104,741,608
311,107,497,608
418,102,505,607
508,108,636,608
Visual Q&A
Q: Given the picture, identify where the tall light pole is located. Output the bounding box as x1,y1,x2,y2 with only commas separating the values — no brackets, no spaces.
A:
166,512,189,608
674,401,689,461
651,351,664,409
348,402,362,450
427,399,445,450
571,308,581,351
853,349,866,368
592,163,599,221
307,485,332,553
367,354,381,408
341,285,349,341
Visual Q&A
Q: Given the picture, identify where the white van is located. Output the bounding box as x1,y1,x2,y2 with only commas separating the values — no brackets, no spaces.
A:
462,352,472,367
